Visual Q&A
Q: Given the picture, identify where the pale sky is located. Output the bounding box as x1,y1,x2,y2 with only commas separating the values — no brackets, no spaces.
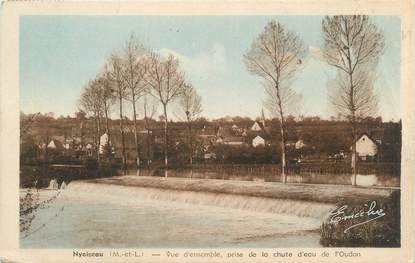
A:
20,16,401,121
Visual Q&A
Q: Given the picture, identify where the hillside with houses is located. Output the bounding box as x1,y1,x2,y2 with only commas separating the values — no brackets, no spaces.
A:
20,112,401,169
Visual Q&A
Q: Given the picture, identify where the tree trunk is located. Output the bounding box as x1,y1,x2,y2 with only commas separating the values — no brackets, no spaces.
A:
119,96,127,175
104,103,110,137
188,117,193,178
104,105,112,162
280,118,287,183
345,26,357,187
44,136,49,163
187,115,193,165
97,114,101,162
145,117,152,167
163,104,168,177
275,83,287,184
93,113,100,162
132,98,140,172
351,113,357,186
80,120,84,151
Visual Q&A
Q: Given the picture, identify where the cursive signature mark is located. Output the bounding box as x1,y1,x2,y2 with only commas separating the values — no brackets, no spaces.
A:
329,201,386,233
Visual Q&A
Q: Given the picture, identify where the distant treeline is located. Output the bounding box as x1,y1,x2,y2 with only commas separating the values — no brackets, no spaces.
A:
20,112,401,166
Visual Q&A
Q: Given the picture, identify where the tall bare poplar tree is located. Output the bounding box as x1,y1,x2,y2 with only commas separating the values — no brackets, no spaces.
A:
142,95,158,166
244,20,305,183
146,53,185,176
75,110,86,150
178,83,202,165
97,70,115,139
107,54,128,175
121,35,148,170
96,69,115,160
322,15,384,186
79,80,104,161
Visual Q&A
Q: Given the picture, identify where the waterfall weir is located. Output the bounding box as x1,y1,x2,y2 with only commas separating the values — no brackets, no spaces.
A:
67,180,334,219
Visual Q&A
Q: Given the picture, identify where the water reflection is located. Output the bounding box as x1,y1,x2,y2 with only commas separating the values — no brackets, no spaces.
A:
129,168,400,188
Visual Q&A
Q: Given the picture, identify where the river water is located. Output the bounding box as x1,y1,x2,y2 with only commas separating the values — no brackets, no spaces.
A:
20,183,331,248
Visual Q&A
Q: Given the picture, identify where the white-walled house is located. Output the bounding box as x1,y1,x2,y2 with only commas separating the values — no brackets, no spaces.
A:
47,139,63,150
99,133,110,154
355,133,378,160
252,135,265,147
85,143,94,156
47,140,57,149
215,137,224,144
250,121,263,132
295,139,306,149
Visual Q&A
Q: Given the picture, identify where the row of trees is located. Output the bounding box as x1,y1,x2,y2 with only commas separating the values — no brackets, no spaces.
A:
244,15,385,185
79,15,386,186
79,35,202,175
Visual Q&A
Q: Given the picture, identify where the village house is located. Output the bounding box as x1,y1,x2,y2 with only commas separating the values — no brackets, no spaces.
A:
215,137,224,144
198,126,217,146
285,140,296,148
203,152,216,160
85,143,94,156
354,133,379,161
250,121,264,132
295,139,306,149
252,135,265,147
47,139,64,150
241,129,247,136
99,132,115,155
63,138,72,150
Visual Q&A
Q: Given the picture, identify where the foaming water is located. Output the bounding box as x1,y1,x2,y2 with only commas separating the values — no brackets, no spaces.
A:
68,181,334,219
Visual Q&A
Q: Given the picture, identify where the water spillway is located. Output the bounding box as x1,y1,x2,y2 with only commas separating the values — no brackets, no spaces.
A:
23,181,327,248
67,179,334,220
22,176,395,248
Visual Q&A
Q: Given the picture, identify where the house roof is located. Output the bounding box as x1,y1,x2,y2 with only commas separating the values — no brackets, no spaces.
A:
47,139,64,150
355,132,380,145
251,121,265,131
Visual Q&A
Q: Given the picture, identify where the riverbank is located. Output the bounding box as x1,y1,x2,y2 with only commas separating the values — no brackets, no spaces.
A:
86,175,395,204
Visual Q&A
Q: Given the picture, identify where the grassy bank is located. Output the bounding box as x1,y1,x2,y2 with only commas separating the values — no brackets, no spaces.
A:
320,190,400,247
20,164,119,188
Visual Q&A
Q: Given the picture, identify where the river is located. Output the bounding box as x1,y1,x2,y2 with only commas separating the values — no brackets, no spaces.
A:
20,182,331,248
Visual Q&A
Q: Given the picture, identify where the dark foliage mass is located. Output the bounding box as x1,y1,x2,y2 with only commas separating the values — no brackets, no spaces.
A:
320,190,400,247
20,112,401,166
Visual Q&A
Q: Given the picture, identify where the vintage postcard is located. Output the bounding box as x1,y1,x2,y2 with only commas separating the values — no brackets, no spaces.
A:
0,0,414,262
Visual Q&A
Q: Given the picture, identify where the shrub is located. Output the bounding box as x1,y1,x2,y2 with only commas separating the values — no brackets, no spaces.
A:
20,162,119,188
320,190,400,247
